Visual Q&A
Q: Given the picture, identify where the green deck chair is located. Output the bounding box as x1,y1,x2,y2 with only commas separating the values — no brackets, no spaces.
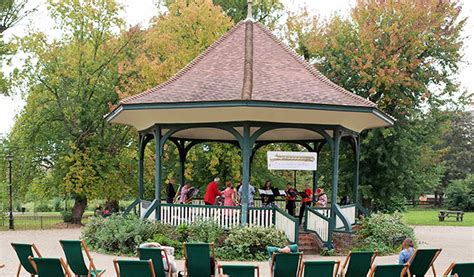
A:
28,257,72,277
340,251,377,277
113,259,156,277
11,242,42,277
138,247,171,277
407,249,441,277
443,262,474,277
299,261,340,277
60,240,105,277
369,264,409,277
184,242,216,277
218,264,259,277
271,252,303,277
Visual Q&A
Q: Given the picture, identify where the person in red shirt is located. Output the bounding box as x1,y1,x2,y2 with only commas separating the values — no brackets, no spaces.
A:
298,183,313,225
204,177,221,205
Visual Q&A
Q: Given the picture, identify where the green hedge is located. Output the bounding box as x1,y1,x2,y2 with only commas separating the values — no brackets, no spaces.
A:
354,212,415,254
81,215,287,260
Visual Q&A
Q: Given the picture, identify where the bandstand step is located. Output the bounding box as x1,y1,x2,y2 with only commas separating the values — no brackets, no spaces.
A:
298,232,321,254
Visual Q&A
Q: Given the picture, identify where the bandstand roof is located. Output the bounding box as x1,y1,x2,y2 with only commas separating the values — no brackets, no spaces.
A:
106,18,394,141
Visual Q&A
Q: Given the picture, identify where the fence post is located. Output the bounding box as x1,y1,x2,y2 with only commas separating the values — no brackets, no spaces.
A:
40,216,43,229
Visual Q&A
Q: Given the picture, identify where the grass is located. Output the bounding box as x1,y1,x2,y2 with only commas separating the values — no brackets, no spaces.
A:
403,207,474,226
0,212,92,231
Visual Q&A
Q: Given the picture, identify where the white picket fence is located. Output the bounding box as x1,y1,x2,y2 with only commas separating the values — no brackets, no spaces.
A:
306,208,329,242
160,204,241,229
248,208,274,227
274,209,298,243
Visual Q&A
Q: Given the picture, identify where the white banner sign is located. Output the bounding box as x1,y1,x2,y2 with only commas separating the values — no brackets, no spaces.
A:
267,151,317,171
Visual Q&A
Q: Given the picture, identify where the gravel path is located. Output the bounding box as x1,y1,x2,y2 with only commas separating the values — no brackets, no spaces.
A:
1,226,472,276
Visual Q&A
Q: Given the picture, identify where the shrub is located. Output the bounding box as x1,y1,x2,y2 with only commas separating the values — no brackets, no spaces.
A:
52,198,63,212
218,226,288,260
187,220,225,245
81,215,161,255
445,174,474,211
61,210,73,223
354,212,415,255
35,202,52,212
151,233,184,258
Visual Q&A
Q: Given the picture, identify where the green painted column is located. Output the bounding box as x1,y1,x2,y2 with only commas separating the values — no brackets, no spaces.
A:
312,142,319,204
328,128,341,245
138,134,145,200
353,135,360,206
154,126,163,220
240,123,251,225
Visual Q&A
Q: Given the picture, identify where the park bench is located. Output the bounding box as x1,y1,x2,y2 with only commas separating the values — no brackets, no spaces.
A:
438,210,464,222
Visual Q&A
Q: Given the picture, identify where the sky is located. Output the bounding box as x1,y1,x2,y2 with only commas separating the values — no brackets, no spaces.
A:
0,0,473,136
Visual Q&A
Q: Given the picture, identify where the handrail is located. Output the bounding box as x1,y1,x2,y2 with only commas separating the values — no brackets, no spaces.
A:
143,199,159,219
306,207,330,221
123,198,141,216
274,206,299,244
161,203,241,210
305,207,330,243
334,204,352,232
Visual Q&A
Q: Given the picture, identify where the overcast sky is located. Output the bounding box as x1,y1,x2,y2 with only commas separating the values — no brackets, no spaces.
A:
1,0,473,136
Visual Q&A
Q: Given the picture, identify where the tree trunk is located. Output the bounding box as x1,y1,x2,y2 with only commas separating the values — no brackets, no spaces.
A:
105,199,119,213
71,196,87,225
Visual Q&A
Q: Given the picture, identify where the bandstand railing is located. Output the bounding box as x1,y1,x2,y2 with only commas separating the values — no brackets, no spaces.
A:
304,207,330,243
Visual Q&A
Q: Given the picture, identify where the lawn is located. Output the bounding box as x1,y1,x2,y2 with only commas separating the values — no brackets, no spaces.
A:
403,207,474,226
0,211,93,231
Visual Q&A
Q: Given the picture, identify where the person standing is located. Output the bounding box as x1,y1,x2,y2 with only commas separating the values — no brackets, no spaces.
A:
285,183,297,216
261,180,276,207
298,183,313,225
238,177,255,207
204,177,221,205
222,181,236,207
179,182,194,204
166,178,177,204
315,188,328,207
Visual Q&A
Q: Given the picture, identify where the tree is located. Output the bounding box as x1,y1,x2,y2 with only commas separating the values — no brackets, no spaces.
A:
212,0,283,27
9,0,136,223
435,110,474,204
0,0,35,95
284,0,466,211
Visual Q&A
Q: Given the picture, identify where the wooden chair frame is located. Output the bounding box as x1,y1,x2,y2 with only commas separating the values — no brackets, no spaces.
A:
13,243,42,277
183,242,217,277
137,247,172,277
340,251,377,277
270,252,303,277
0,264,5,269
28,256,72,277
443,262,456,277
407,249,441,277
298,260,340,277
113,259,156,277
60,240,105,277
368,264,410,277
218,264,260,277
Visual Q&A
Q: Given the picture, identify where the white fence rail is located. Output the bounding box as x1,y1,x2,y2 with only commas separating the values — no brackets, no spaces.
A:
248,208,274,227
274,208,298,243
160,204,241,229
306,208,330,242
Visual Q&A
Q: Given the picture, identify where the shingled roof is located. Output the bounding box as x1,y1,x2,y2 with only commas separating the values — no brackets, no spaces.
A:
121,20,376,108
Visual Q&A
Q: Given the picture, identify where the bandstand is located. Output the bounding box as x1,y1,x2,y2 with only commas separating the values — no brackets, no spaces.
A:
106,1,393,246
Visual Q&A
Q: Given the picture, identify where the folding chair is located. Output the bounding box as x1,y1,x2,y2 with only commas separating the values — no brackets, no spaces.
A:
113,259,156,277
138,247,172,277
299,260,340,277
218,264,259,277
271,252,303,277
11,242,42,277
407,249,441,276
60,240,105,277
28,257,72,277
340,251,377,277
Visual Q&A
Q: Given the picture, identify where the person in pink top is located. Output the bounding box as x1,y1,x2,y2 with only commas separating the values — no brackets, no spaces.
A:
222,181,236,206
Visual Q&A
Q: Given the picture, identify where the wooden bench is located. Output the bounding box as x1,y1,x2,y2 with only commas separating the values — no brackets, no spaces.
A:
438,210,464,222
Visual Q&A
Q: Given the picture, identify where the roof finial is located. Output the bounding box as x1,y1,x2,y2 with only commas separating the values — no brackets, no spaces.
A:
246,0,253,20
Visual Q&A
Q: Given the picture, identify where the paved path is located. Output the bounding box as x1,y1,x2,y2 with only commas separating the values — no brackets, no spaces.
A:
1,226,472,276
